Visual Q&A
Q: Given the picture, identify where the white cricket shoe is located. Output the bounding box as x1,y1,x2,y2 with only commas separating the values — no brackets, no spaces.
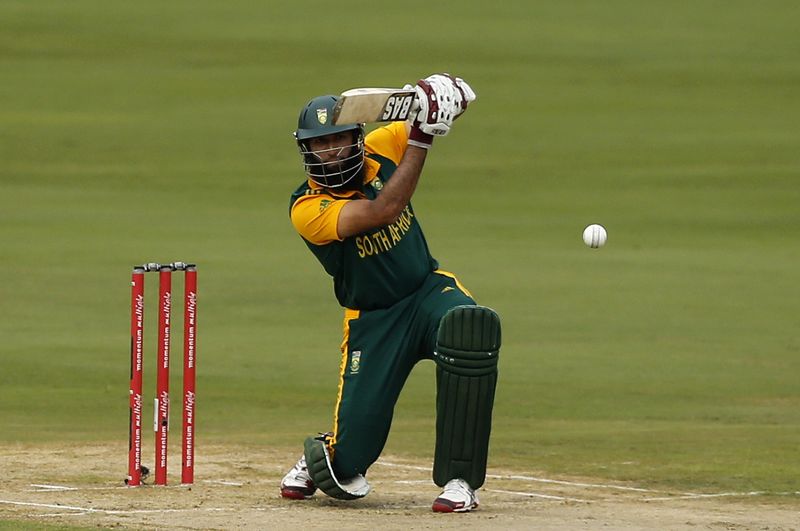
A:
431,478,479,513
280,455,316,500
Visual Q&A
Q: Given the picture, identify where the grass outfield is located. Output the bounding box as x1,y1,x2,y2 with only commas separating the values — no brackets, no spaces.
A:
1,0,798,500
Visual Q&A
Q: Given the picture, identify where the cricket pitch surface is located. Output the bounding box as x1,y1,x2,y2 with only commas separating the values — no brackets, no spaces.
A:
1,444,797,530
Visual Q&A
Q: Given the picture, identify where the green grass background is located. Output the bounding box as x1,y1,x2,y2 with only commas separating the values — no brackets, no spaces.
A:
1,0,798,498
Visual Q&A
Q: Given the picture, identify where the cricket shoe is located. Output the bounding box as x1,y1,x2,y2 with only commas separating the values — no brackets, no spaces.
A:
431,478,479,513
280,455,316,499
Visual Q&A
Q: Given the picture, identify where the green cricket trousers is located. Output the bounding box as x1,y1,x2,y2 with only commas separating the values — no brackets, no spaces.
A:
330,270,475,480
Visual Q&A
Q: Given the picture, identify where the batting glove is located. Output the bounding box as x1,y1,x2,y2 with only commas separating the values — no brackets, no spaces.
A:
406,74,477,149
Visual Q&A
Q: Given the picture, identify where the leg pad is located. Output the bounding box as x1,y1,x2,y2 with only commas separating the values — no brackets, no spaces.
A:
304,435,371,500
433,306,501,489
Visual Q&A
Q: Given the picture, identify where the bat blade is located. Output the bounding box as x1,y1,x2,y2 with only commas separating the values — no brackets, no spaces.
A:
332,88,416,125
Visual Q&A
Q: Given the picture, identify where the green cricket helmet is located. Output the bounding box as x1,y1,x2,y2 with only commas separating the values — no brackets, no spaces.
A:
294,95,365,188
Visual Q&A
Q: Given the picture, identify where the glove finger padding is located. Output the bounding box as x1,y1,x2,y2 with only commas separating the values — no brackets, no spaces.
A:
414,78,452,137
443,74,476,117
407,73,476,148
412,74,476,130
407,80,437,149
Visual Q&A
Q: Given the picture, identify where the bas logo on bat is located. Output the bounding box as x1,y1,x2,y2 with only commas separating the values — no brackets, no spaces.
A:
380,94,414,121
332,88,416,125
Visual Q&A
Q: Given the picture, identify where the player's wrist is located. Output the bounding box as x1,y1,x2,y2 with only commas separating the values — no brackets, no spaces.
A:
408,126,434,149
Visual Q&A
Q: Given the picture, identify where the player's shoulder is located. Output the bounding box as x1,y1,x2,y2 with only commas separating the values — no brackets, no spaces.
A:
289,181,326,210
365,122,408,165
365,121,408,146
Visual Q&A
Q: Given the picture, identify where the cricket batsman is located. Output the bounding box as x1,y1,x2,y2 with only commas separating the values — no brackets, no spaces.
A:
280,74,501,513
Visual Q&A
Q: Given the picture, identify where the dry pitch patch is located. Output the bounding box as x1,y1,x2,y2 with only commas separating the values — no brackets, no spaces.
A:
0,444,797,530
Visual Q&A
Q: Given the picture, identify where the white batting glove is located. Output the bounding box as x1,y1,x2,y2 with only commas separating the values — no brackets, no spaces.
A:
445,73,477,111
424,74,477,120
405,80,440,149
406,74,477,149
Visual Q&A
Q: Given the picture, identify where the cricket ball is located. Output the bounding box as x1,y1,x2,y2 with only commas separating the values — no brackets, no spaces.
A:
582,224,607,249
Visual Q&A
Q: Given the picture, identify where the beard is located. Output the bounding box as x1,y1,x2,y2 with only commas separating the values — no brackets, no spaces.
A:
336,163,365,191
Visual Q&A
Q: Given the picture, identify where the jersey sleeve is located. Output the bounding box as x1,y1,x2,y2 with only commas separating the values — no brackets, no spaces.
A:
290,193,349,245
364,122,409,165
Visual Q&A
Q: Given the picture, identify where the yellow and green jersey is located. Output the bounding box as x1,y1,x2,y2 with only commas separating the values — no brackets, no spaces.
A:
289,122,437,310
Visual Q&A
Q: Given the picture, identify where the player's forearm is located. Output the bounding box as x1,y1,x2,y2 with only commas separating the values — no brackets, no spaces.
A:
335,145,427,238
372,145,427,223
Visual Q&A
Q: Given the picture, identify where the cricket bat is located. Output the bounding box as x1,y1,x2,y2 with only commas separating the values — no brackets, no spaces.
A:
332,88,416,125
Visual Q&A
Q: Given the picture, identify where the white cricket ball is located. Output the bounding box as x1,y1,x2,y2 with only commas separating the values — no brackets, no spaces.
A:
582,224,607,248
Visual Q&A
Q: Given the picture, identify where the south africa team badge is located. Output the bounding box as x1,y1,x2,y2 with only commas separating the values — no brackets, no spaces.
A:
350,350,361,374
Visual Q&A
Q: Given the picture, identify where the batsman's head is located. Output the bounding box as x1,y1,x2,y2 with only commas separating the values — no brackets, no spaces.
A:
294,95,365,189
